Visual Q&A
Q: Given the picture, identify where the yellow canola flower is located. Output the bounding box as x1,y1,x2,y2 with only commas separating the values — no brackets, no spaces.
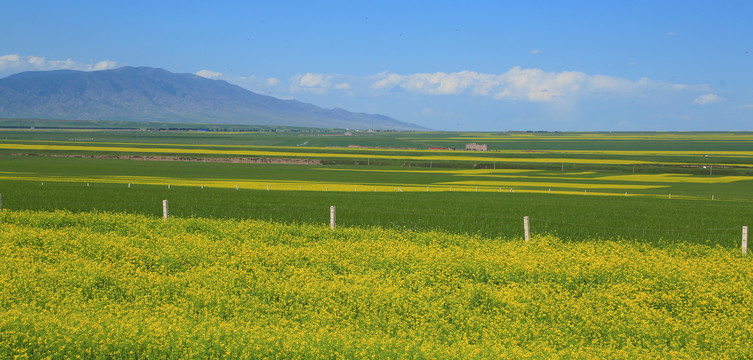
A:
439,180,664,190
598,173,752,184
0,142,698,165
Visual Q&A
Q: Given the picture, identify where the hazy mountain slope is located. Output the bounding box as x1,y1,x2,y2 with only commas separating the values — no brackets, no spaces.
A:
0,67,425,130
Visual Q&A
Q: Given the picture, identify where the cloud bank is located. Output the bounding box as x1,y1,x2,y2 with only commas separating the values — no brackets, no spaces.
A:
693,93,723,105
0,54,118,77
196,69,223,79
367,67,701,103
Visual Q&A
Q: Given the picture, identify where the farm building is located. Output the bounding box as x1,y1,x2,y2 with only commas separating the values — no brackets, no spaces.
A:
465,143,488,151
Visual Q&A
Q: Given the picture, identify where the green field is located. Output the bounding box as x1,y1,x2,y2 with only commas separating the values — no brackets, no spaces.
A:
1,129,752,247
2,128,753,357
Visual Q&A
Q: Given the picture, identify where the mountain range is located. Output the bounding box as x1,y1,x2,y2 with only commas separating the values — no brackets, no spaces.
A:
0,66,425,130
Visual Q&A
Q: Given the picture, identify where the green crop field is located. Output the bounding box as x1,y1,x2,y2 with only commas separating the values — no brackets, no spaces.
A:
1,128,753,358
1,129,753,247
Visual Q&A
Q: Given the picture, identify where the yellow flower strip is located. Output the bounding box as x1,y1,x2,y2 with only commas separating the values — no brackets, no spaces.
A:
0,142,665,165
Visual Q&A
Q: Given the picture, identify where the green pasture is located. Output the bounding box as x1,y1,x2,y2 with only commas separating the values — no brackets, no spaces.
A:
1,177,750,248
2,130,753,173
1,155,752,199
1,129,752,248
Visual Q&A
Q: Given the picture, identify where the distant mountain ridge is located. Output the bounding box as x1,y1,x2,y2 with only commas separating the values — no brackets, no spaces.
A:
0,66,425,130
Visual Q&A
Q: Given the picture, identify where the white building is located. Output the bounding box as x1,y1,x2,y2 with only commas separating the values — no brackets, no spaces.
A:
465,143,488,151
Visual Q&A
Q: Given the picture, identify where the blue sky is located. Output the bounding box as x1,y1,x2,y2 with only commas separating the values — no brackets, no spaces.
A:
1,1,751,131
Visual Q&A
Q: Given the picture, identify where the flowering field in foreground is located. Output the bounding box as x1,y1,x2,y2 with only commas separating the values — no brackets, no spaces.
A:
1,210,752,359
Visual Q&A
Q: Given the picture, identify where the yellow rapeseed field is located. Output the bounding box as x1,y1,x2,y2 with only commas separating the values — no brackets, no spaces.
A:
1,210,751,359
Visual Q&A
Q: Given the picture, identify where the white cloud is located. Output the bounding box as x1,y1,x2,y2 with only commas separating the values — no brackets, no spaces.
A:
531,49,541,55
290,72,334,94
738,104,753,110
693,93,723,105
665,32,675,38
335,82,351,90
369,67,692,102
266,77,280,86
0,54,117,77
89,60,118,71
299,73,330,87
196,69,223,79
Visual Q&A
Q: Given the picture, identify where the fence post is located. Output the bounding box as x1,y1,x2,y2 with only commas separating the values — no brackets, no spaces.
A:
524,216,530,242
162,200,169,219
128,183,131,188
330,206,336,230
236,184,239,190
743,226,748,257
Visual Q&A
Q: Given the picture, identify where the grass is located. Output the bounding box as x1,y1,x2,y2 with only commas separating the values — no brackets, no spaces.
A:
1,179,749,248
1,210,751,359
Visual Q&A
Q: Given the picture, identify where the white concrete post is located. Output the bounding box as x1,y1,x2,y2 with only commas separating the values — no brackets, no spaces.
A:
524,216,530,242
330,206,336,230
743,226,748,257
162,200,169,219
